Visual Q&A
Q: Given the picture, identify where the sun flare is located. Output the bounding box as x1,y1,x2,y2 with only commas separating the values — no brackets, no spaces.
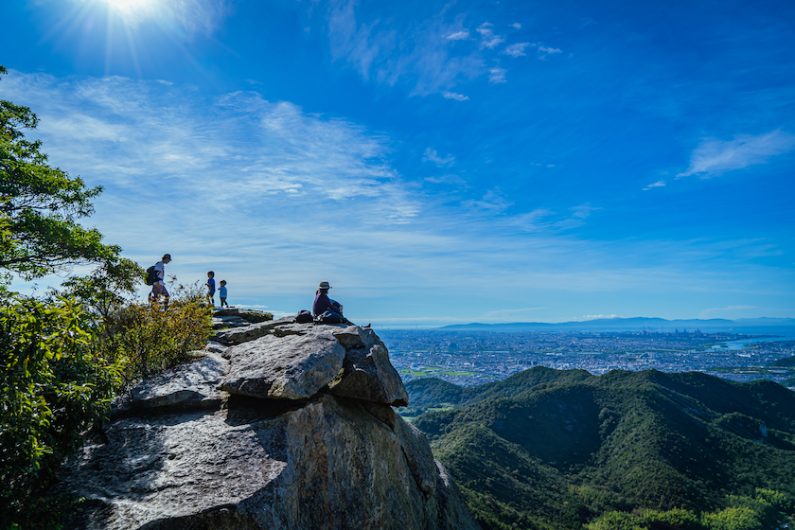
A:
103,0,159,21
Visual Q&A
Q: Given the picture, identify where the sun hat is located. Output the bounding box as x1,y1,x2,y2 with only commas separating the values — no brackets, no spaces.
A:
318,281,331,290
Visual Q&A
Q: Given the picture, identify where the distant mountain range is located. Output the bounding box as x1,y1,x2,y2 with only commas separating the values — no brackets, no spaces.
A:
439,316,795,332
405,368,795,529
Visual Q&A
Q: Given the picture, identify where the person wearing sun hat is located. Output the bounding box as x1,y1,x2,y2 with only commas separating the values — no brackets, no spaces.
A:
313,281,334,317
313,280,347,316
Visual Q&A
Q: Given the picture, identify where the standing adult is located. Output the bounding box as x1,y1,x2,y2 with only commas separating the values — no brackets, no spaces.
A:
150,253,172,309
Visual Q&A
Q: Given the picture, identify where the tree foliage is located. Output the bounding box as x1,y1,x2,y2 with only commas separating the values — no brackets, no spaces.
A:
0,67,214,528
0,292,122,528
61,256,145,322
411,369,795,529
587,490,793,530
0,65,120,280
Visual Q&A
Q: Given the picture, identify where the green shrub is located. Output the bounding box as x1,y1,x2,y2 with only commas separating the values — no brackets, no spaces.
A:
587,490,794,530
702,506,762,530
586,510,647,530
0,293,121,528
110,293,213,384
0,284,212,528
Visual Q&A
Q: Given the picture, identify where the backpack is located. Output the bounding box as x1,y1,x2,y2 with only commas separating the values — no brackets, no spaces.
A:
295,310,314,324
144,265,159,286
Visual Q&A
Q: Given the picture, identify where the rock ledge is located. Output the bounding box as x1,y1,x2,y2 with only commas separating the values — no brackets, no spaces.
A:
64,320,477,530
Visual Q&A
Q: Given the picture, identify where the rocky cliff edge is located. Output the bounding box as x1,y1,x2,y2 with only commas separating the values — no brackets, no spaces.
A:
64,316,479,530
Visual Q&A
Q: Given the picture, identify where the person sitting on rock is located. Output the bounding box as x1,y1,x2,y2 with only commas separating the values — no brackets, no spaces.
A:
313,281,347,323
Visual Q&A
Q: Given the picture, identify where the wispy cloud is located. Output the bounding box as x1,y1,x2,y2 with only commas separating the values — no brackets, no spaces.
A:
537,46,562,59
315,3,561,98
482,36,505,49
423,147,455,166
508,204,597,232
510,208,553,230
445,30,469,41
678,130,795,178
324,0,483,97
424,174,466,186
464,189,511,213
442,90,469,101
4,70,792,324
488,67,507,84
475,22,494,37
503,42,562,59
504,42,531,57
583,314,620,320
643,180,666,191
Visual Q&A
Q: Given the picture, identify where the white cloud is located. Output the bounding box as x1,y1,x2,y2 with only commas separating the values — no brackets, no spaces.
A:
643,180,667,191
482,36,505,49
442,91,469,101
503,42,562,60
476,22,504,49
506,204,598,233
445,30,469,41
510,209,553,230
316,5,538,97
0,71,421,243
488,67,507,84
424,174,466,186
504,42,530,57
583,314,620,320
570,204,597,219
463,190,511,213
678,130,795,178
5,70,793,324
537,46,562,59
423,148,455,166
475,22,494,37
324,0,484,97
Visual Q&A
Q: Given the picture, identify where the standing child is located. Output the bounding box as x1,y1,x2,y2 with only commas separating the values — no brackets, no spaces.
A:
206,271,216,306
219,280,229,308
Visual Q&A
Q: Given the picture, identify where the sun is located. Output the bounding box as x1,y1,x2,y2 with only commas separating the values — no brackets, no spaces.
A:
102,0,160,21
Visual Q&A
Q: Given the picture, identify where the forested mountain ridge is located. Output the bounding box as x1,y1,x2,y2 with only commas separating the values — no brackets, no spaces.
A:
406,368,795,529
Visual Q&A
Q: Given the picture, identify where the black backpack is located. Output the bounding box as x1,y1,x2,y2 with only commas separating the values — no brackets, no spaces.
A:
295,310,313,324
144,265,158,286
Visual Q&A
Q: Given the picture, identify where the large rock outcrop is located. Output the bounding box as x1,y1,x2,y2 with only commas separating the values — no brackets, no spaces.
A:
64,320,477,530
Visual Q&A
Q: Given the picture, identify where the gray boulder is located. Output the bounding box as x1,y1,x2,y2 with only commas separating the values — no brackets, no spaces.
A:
66,395,477,530
63,324,476,529
214,316,298,346
213,307,274,323
221,331,346,400
114,352,228,415
329,327,409,406
212,315,250,329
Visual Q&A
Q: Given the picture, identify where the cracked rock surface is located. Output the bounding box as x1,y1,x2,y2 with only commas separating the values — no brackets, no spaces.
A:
64,319,478,530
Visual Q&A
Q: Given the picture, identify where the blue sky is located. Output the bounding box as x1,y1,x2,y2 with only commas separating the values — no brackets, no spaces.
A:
1,0,794,326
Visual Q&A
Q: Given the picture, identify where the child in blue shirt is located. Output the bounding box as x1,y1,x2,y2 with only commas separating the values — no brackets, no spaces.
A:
219,280,229,308
206,271,216,306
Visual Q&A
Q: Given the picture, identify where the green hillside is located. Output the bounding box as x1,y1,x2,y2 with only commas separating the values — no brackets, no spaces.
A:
406,368,795,529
